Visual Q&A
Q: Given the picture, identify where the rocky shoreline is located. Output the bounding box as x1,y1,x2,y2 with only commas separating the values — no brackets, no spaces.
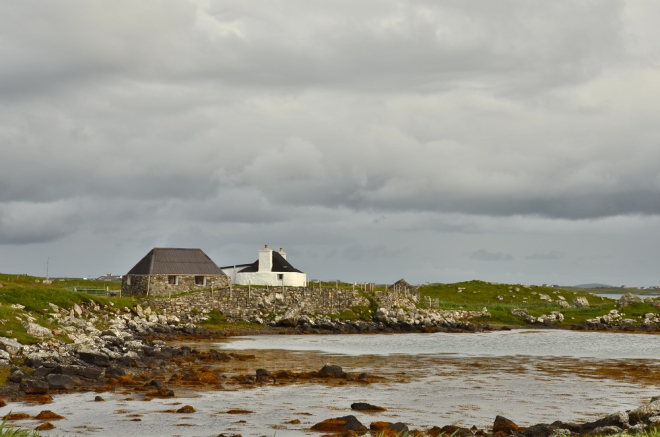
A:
0,300,659,435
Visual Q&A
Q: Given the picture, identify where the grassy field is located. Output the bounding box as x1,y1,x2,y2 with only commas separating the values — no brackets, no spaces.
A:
418,280,660,327
0,274,136,344
1,273,659,337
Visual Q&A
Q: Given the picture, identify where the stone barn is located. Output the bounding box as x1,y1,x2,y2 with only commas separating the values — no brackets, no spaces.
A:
121,248,229,296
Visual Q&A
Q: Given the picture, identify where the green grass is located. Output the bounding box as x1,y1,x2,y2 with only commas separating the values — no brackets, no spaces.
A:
0,275,139,343
419,280,660,327
0,416,42,437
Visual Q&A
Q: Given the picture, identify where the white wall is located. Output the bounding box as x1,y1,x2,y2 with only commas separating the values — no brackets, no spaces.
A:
234,271,307,287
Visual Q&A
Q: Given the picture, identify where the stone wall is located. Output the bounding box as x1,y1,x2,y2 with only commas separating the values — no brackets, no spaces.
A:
122,274,230,297
142,286,420,321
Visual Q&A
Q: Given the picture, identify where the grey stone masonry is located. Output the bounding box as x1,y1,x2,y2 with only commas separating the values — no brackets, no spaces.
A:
142,286,420,320
122,274,230,297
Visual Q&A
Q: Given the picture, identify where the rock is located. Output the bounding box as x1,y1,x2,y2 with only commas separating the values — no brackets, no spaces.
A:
511,308,529,317
176,405,195,414
493,415,520,434
35,422,56,431
310,415,368,433
255,369,272,380
8,369,26,383
20,379,49,394
0,399,5,408
53,365,103,380
587,426,623,435
522,423,566,437
46,374,76,390
225,409,254,414
370,421,409,434
4,413,31,420
34,410,65,420
0,337,23,354
619,293,645,307
572,297,590,307
318,364,346,378
629,401,660,425
21,322,53,337
94,396,105,402
351,402,386,411
77,351,110,367
581,410,629,432
145,379,165,389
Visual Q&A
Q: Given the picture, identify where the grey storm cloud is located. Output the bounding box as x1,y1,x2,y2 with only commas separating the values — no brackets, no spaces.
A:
468,250,514,262
2,0,660,285
526,251,565,261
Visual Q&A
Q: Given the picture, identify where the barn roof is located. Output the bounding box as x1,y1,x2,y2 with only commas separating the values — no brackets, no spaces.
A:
126,248,226,275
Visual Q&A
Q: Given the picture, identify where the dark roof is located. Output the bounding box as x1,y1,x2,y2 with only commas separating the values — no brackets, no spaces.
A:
127,248,226,276
218,263,253,270
238,251,303,274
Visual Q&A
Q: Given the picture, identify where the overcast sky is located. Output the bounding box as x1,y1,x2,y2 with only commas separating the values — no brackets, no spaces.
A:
2,1,660,286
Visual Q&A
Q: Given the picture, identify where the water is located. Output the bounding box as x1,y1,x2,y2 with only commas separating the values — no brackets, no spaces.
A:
8,330,660,436
216,329,660,359
592,293,659,301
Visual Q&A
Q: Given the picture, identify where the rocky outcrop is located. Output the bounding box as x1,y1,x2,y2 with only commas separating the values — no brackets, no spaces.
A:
310,415,368,433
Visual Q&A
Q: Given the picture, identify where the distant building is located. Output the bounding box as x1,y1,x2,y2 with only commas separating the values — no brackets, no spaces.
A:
220,245,307,287
121,248,229,296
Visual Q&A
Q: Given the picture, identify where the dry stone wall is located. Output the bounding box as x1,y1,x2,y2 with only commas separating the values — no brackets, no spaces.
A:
143,286,419,321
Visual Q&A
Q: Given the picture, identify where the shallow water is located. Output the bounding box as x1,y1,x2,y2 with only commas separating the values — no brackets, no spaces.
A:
7,330,660,436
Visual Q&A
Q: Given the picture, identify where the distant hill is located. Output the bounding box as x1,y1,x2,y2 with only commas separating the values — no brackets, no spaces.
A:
572,283,615,289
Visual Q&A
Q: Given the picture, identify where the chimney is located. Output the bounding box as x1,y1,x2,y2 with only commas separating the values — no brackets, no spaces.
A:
279,247,287,260
258,244,272,272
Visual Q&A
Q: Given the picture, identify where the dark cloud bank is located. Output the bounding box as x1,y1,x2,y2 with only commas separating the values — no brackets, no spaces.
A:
2,1,660,286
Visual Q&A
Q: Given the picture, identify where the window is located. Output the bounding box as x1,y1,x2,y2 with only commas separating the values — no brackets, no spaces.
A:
168,275,178,285
195,276,206,286
277,274,284,280
126,275,131,285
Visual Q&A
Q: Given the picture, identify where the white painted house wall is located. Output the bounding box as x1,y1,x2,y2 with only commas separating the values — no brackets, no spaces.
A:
223,246,307,287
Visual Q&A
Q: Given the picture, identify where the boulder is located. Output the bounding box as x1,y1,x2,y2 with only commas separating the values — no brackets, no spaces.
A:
8,369,26,383
0,337,23,354
629,401,660,425
21,322,53,338
587,426,623,435
370,421,409,434
351,402,386,411
46,374,76,390
318,364,346,378
53,365,103,380
511,308,529,317
572,297,589,307
619,293,645,307
310,415,367,433
78,351,110,367
493,415,520,434
20,379,49,394
34,410,65,420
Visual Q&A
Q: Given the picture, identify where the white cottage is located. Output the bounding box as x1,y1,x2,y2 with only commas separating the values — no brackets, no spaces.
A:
220,245,307,287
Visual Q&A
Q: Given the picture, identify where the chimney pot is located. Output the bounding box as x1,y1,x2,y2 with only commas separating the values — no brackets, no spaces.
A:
265,244,268,249
280,248,283,252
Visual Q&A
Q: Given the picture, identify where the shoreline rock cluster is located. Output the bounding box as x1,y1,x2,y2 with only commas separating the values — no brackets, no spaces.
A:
0,302,216,399
270,306,492,333
311,395,660,436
